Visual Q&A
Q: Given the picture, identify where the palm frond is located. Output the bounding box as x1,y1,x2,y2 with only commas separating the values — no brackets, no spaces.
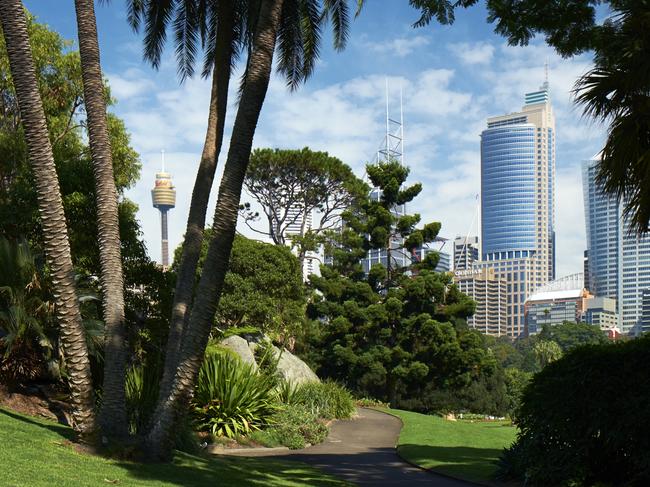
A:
143,0,176,69
323,0,349,51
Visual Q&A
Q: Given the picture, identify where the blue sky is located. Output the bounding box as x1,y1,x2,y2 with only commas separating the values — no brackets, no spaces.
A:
24,1,605,278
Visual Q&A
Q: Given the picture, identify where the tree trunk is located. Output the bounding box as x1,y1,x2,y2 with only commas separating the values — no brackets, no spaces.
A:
144,0,284,460
0,0,96,435
157,1,235,404
74,0,128,441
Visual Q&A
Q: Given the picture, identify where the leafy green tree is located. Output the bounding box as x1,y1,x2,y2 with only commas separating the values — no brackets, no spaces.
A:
241,147,369,274
173,233,306,340
400,0,650,232
306,160,491,408
537,321,608,352
532,339,563,369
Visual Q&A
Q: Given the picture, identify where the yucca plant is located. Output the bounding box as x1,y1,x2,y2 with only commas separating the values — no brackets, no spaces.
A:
194,351,279,439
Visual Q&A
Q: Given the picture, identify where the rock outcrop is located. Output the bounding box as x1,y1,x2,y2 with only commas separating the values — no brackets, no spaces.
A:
219,334,319,385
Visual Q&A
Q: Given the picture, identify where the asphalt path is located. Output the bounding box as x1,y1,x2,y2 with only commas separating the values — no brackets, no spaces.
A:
223,408,476,486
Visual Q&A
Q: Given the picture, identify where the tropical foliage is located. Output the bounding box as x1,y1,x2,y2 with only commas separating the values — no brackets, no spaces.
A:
193,351,280,439
291,381,355,420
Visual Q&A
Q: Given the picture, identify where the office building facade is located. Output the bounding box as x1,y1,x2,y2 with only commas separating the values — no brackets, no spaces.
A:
524,273,592,335
480,83,556,337
583,158,650,334
454,268,508,336
453,236,479,271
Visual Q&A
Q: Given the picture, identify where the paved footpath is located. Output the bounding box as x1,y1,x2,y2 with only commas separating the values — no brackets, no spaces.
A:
223,408,475,486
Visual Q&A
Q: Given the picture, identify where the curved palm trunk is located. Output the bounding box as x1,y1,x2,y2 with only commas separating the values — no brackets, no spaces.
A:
74,0,128,440
0,0,96,435
144,0,284,460
158,1,235,403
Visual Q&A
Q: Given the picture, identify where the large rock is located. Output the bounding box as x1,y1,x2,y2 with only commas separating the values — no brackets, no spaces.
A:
271,345,320,386
218,334,319,385
220,335,257,370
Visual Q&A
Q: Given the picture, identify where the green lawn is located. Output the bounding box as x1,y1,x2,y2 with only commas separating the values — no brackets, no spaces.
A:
382,408,517,484
0,408,346,487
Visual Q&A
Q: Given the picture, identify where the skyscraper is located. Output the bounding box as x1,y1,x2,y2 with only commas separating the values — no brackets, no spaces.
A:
151,158,176,268
479,81,556,337
453,236,479,271
582,158,650,334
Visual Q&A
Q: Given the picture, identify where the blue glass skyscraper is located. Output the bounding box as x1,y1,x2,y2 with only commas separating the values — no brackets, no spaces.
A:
478,83,556,337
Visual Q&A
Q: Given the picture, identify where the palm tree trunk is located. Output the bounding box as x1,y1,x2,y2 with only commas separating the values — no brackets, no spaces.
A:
157,1,235,404
74,0,128,441
0,0,96,435
144,0,284,460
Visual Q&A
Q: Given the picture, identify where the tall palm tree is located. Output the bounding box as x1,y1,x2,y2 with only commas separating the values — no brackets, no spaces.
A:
131,0,352,459
127,0,240,404
74,0,128,440
574,3,650,234
144,0,285,458
0,0,96,435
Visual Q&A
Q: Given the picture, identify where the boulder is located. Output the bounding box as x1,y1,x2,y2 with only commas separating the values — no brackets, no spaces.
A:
271,345,320,386
219,335,258,370
218,334,319,385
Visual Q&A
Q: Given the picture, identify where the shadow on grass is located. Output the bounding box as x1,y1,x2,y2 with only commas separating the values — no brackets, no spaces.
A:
0,407,74,439
114,453,346,487
398,444,503,482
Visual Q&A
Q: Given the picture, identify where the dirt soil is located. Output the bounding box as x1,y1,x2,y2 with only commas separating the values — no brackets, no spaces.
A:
0,383,72,425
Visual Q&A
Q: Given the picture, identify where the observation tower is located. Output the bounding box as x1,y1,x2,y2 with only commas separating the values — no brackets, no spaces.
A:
151,151,176,268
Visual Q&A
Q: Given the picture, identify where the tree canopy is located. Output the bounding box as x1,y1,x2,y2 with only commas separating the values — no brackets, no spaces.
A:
302,161,492,410
174,232,306,340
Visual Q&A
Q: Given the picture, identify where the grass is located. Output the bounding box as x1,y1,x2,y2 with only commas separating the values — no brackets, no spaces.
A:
0,407,347,487
381,408,517,484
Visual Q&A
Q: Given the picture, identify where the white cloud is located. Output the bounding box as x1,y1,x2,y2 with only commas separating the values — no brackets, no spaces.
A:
107,68,155,101
448,42,495,65
364,35,430,58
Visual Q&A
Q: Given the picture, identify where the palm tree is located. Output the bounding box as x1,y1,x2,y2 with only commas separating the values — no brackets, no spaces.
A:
0,0,96,435
574,3,650,234
142,0,352,459
126,0,240,405
74,0,128,440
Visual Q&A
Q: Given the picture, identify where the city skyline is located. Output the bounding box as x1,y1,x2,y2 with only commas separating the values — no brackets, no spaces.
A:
23,2,606,274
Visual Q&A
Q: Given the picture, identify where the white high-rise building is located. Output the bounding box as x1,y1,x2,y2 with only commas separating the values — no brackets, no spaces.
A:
582,158,650,335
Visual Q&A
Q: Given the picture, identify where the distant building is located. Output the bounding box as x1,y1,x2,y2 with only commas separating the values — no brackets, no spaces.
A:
583,250,590,292
524,273,592,335
411,241,450,273
453,236,479,271
583,158,650,334
480,81,556,337
642,290,650,335
283,203,319,278
585,297,619,332
454,268,508,336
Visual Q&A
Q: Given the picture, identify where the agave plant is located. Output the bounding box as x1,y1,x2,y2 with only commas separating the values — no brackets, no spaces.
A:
194,351,279,439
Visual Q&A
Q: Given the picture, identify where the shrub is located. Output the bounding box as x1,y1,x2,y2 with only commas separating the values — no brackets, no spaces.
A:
264,404,328,449
498,336,650,485
193,350,280,439
124,363,160,434
356,397,389,408
292,381,355,420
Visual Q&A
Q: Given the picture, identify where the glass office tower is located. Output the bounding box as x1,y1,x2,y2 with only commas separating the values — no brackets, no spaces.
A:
583,158,650,334
479,83,556,337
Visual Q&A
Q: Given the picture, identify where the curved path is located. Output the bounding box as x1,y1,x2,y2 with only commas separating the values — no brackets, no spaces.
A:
223,408,474,486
